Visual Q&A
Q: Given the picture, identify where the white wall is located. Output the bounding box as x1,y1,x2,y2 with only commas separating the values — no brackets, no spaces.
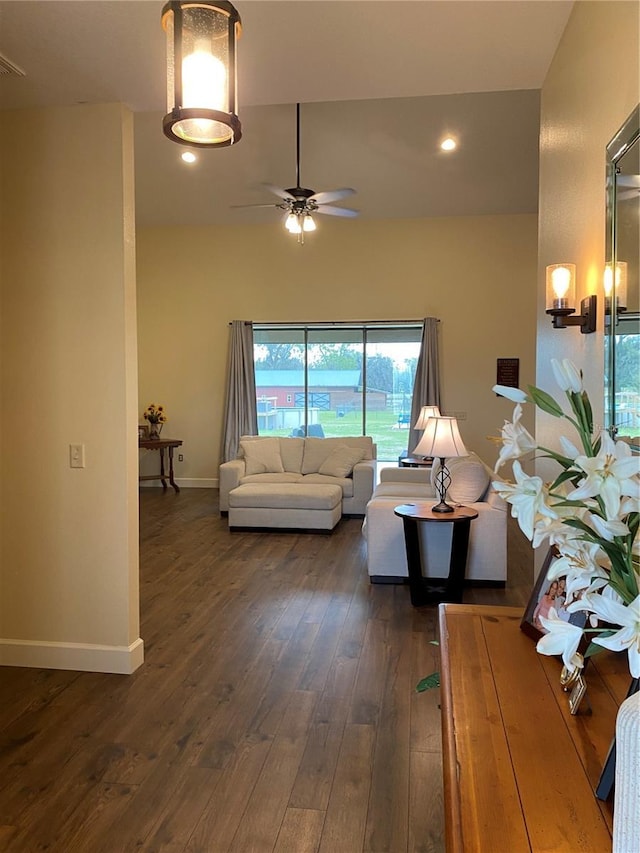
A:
536,0,639,568
136,213,538,483
0,103,142,673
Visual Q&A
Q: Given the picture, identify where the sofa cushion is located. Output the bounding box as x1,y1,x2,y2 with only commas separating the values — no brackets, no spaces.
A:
301,437,338,474
240,437,284,475
301,436,373,474
303,473,355,498
241,473,303,485
318,445,366,478
278,437,305,473
431,452,490,504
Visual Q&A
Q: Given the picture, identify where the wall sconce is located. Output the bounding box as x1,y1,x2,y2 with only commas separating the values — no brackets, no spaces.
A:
604,262,628,314
162,1,242,148
545,264,597,333
414,417,468,513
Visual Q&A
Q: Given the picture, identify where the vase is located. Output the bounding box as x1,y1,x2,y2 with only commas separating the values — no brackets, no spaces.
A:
148,422,162,440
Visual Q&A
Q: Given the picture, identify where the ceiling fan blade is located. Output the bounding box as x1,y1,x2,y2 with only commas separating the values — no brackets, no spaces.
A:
310,188,356,205
263,183,295,201
230,203,280,209
617,175,640,187
314,205,359,218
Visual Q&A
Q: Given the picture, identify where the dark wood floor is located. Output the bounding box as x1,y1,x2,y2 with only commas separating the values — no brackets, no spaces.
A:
0,489,532,853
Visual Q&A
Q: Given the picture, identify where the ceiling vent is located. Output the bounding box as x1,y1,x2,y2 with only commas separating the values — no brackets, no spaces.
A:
0,52,26,76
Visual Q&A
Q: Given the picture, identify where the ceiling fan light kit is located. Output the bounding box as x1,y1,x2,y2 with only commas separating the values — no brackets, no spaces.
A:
162,0,242,148
231,103,359,244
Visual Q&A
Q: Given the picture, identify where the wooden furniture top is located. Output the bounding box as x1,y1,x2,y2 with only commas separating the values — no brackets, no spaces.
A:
394,503,478,523
138,438,183,450
438,603,629,853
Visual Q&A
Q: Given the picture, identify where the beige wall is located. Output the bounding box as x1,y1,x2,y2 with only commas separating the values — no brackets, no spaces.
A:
0,103,142,673
137,213,538,482
536,0,639,567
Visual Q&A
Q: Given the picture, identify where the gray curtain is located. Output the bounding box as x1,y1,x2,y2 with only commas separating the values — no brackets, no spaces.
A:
221,321,258,462
408,317,441,454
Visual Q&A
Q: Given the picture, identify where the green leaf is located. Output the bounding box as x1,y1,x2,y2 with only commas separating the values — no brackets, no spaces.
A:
527,385,564,418
416,672,441,692
583,639,612,659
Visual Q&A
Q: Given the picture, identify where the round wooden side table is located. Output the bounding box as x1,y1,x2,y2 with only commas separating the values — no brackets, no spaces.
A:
393,503,478,606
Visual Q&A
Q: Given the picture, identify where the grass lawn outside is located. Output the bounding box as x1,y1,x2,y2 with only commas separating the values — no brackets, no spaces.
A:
260,409,412,461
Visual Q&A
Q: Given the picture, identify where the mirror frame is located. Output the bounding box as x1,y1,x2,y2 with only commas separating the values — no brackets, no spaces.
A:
604,104,640,437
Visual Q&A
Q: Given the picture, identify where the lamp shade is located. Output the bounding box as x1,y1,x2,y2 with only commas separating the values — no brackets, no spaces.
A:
413,405,441,430
162,1,242,147
414,416,467,459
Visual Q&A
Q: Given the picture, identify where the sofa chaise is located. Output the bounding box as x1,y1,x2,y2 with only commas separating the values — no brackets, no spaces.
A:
362,452,507,584
219,435,377,530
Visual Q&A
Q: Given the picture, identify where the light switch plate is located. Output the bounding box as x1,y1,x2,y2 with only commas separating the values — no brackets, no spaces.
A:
70,444,85,468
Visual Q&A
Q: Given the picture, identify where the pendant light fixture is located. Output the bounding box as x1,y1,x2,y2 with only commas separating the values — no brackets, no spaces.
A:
162,1,242,148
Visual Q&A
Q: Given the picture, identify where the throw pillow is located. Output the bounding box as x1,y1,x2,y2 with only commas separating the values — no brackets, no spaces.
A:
431,452,490,504
240,437,284,476
318,445,366,478
301,437,337,474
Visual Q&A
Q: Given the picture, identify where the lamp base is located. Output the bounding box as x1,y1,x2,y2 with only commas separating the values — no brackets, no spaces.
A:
432,457,453,512
431,500,454,513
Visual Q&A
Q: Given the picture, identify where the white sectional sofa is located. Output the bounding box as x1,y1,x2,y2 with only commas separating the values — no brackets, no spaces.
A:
362,452,507,584
219,435,377,528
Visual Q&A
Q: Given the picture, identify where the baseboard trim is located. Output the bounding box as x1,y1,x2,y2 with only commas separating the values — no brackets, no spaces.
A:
140,478,217,489
0,636,144,674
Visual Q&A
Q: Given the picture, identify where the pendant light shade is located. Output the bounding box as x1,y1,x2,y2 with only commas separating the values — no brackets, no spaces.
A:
162,1,242,147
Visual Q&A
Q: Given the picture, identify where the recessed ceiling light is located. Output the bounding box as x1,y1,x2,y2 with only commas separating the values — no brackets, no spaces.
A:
440,137,457,152
181,151,197,164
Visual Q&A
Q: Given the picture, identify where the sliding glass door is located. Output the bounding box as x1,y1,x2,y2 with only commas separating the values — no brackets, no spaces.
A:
253,323,422,461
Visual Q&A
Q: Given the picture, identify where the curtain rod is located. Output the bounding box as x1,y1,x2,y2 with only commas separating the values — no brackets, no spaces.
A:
229,318,439,326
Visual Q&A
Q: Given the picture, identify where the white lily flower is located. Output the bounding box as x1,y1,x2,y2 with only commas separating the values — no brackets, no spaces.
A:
559,435,581,460
551,358,583,393
492,384,529,404
588,512,631,542
494,403,537,472
493,461,558,540
490,361,639,681
569,431,640,519
570,594,640,678
536,607,585,671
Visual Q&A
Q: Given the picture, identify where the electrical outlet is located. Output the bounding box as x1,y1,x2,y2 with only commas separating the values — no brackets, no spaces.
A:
69,444,85,468
178,454,184,462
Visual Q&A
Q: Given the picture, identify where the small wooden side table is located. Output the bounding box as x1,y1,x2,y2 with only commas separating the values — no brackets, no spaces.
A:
138,438,182,493
399,455,433,468
394,503,478,605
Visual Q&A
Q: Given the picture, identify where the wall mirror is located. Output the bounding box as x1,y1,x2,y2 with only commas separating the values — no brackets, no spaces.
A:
604,104,639,446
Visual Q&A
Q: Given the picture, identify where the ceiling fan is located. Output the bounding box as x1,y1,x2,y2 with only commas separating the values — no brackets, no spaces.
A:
233,103,358,243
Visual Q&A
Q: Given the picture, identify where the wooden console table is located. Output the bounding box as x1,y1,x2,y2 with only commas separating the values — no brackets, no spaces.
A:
439,604,629,853
138,438,182,493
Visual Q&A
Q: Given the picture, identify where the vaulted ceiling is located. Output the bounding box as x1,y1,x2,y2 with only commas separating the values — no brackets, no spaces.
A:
0,1,574,226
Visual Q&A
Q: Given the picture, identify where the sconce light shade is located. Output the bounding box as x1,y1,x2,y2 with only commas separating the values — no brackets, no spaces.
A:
604,262,628,311
162,1,242,147
545,264,596,333
414,417,468,512
413,405,441,431
546,263,576,311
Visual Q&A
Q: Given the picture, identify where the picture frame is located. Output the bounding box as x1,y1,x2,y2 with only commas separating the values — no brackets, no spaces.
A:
520,545,588,642
138,424,149,440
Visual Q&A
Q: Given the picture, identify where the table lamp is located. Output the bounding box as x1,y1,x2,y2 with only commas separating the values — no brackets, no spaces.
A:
413,405,441,431
414,416,467,512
